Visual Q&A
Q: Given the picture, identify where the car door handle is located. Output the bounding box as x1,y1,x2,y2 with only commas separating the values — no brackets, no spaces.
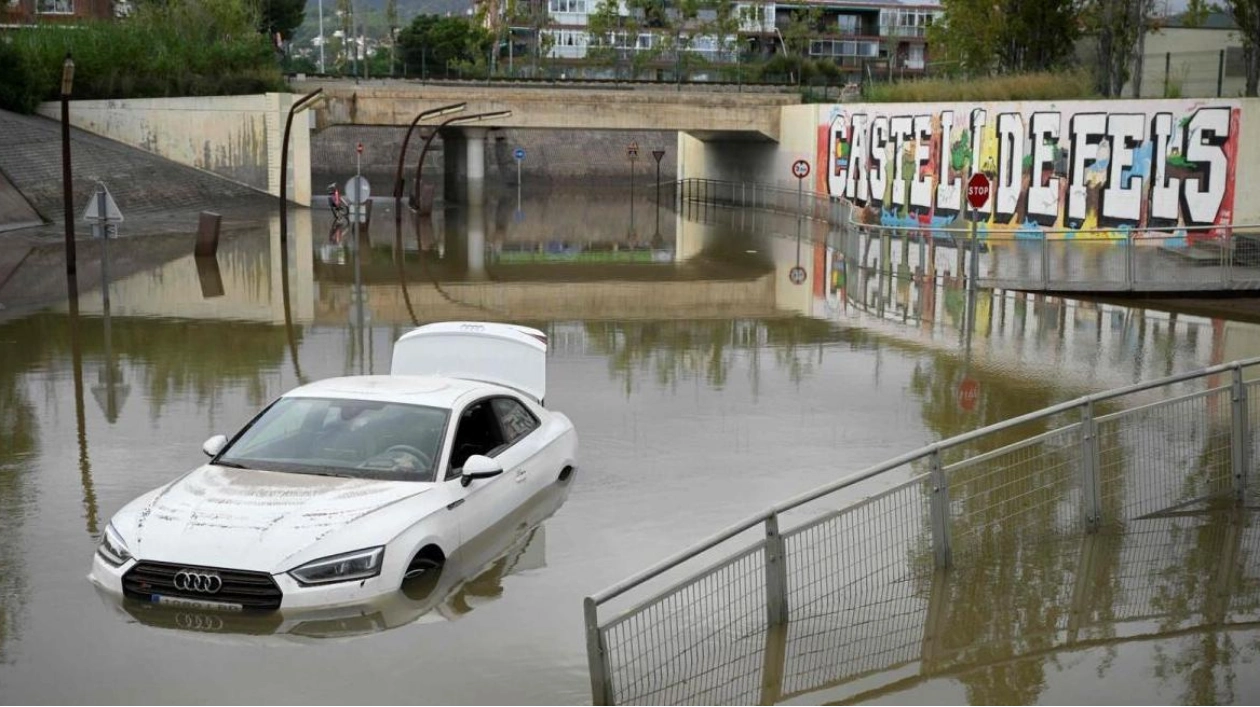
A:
515,468,527,482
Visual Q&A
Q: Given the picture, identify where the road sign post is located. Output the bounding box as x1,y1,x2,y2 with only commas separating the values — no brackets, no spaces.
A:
627,141,639,236
791,160,811,281
966,173,990,292
653,149,665,237
514,146,526,209
83,182,124,311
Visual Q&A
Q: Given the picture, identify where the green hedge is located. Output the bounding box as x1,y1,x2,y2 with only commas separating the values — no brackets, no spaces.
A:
0,6,286,114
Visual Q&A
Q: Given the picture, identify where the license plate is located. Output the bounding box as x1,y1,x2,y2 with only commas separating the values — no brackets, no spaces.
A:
152,595,244,612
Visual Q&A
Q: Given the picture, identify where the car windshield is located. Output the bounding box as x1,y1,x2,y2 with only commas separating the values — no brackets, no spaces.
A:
217,397,449,482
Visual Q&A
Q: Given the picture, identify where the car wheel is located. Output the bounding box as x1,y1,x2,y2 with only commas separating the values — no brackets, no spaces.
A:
402,546,446,601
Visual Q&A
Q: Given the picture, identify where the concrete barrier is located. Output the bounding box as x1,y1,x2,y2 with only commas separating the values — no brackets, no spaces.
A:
37,93,312,206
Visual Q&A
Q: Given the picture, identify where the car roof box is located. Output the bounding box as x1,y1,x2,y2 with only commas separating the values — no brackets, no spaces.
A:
390,322,547,402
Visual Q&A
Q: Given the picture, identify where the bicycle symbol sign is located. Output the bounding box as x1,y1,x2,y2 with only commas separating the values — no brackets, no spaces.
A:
791,160,810,180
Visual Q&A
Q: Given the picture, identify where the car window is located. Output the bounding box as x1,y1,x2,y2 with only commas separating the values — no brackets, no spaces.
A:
492,398,539,443
218,397,449,482
447,400,507,477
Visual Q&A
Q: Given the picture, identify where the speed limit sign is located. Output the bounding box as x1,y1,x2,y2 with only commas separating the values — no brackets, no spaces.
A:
791,160,810,180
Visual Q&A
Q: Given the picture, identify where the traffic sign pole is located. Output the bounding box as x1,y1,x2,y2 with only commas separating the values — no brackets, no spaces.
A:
96,183,109,312
965,173,990,293
791,160,811,278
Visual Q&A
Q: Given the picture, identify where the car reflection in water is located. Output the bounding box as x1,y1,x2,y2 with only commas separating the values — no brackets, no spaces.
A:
102,472,574,641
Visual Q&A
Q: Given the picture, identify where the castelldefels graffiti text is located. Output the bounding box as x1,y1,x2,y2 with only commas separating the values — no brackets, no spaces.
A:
819,100,1240,238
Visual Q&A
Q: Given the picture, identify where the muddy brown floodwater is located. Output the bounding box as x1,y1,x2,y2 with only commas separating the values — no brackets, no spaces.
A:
0,186,1257,704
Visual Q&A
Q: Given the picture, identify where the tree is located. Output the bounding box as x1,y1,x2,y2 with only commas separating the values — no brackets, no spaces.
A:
257,0,306,41
929,0,1077,76
397,15,492,79
1086,0,1154,96
1221,0,1260,95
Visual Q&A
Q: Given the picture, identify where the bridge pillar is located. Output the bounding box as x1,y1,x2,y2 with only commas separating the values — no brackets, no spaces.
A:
465,127,488,182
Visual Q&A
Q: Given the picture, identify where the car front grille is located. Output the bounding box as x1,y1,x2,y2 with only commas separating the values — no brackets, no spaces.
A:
123,561,283,611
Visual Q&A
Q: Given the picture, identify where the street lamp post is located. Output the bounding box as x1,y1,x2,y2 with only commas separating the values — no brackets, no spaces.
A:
60,53,76,278
393,102,467,201
412,110,513,211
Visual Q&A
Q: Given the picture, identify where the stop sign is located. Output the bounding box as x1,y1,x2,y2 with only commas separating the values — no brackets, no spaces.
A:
967,173,991,209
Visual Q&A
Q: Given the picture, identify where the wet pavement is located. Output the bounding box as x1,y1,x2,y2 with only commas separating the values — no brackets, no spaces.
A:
0,185,1259,703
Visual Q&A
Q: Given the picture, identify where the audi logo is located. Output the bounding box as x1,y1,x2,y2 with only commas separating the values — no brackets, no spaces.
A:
173,569,223,594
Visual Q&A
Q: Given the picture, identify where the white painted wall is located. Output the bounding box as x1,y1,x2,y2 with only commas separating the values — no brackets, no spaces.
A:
765,99,1260,233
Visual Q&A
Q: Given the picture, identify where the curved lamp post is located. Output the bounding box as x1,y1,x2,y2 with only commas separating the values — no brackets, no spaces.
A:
393,102,467,201
412,110,513,210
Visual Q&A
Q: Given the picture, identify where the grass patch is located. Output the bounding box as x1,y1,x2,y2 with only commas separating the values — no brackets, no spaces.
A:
863,70,1097,103
0,0,286,114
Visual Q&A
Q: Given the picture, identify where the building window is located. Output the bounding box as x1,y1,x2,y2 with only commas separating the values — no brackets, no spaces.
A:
37,0,74,12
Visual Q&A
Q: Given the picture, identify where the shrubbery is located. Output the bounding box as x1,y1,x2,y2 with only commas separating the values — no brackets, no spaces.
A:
863,70,1097,102
0,0,286,114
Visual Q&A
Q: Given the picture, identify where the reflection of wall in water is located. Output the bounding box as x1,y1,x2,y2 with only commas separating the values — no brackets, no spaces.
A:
66,213,315,325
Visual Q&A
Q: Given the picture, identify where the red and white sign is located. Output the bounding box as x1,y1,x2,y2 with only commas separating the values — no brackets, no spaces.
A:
957,377,979,411
791,159,810,180
966,173,990,210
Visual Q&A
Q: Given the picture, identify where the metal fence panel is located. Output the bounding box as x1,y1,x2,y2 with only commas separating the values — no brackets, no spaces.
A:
601,546,768,705
1097,387,1234,521
944,424,1085,558
778,477,933,695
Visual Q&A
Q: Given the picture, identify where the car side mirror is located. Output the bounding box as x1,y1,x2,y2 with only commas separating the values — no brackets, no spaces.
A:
460,455,503,487
202,434,228,458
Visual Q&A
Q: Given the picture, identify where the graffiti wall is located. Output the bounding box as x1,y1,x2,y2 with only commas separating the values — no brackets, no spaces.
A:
817,100,1241,240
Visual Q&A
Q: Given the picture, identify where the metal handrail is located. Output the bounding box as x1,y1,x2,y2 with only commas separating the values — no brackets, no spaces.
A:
588,355,1260,610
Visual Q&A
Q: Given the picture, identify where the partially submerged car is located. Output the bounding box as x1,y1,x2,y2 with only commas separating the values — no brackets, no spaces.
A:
89,322,577,613
102,473,573,639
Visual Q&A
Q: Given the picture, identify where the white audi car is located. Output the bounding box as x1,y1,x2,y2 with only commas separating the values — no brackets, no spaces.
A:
89,322,577,613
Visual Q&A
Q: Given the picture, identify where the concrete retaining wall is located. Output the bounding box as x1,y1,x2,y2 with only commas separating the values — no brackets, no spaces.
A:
37,93,312,206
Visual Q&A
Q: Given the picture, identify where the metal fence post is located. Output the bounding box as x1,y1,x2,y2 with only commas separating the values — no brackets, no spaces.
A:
928,448,952,568
764,513,790,626
584,597,615,706
1125,231,1135,290
1231,365,1250,503
1218,49,1226,97
1164,52,1171,97
1040,233,1050,289
1080,400,1103,532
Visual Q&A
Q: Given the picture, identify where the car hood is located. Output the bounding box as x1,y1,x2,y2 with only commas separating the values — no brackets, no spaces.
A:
113,465,434,573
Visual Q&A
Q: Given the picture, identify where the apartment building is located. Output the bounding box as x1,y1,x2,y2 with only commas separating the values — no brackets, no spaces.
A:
1,0,121,26
486,0,939,78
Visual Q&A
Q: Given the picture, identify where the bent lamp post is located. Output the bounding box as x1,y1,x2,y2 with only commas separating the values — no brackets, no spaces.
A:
412,110,513,210
394,102,468,201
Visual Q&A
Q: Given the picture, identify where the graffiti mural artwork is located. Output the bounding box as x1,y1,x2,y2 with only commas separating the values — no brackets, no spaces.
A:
817,100,1241,241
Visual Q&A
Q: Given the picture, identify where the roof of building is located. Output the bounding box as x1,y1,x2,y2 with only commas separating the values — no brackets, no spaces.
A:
1162,10,1238,29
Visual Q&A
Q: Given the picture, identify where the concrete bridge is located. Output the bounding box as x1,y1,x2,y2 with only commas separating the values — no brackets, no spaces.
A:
303,79,797,142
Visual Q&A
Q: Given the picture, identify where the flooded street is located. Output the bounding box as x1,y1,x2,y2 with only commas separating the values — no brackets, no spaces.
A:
1,185,1258,703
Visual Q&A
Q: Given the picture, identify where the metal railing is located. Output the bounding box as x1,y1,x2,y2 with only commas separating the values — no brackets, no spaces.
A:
583,356,1260,704
668,178,1260,292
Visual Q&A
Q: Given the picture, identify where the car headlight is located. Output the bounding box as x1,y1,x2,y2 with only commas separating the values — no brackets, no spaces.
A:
98,523,133,567
288,547,385,586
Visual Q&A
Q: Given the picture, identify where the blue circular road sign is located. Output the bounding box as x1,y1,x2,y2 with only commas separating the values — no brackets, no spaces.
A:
514,147,526,161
